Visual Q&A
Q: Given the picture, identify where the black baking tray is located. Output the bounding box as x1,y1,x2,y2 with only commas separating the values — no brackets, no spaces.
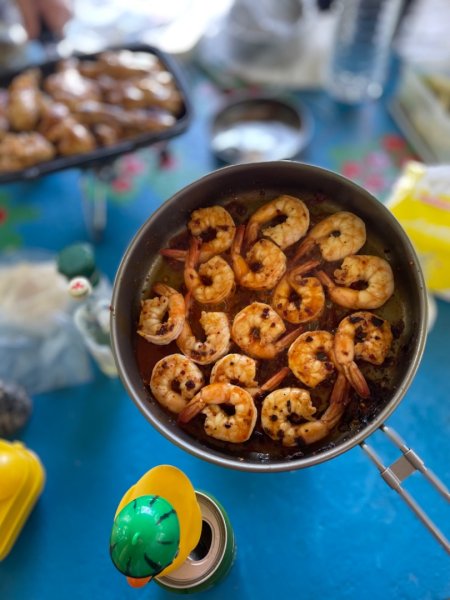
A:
0,43,192,184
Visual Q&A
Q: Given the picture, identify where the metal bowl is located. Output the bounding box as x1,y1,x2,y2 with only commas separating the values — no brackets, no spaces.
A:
210,96,312,164
110,161,427,472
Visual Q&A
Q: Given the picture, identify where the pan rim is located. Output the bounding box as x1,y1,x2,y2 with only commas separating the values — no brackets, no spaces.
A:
111,160,428,472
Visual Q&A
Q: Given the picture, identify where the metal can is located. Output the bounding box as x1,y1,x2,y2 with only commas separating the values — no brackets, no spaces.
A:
156,491,236,594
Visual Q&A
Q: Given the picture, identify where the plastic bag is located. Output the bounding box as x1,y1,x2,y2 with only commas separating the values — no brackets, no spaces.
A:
0,250,93,394
387,161,450,300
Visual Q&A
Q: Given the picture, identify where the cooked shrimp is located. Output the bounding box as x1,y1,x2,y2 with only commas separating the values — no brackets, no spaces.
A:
261,374,350,446
288,330,336,388
231,225,286,290
184,237,235,304
210,353,258,389
160,205,236,263
178,383,257,443
231,302,302,359
334,311,393,398
137,283,185,345
210,354,290,397
177,294,230,365
317,255,394,309
293,211,366,262
261,387,316,447
150,353,204,413
245,195,310,249
188,206,235,261
188,206,236,262
272,260,324,324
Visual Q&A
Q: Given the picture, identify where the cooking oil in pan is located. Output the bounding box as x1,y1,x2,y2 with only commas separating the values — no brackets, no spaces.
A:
136,190,412,461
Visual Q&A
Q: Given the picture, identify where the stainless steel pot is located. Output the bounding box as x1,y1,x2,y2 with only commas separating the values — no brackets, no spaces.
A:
111,161,449,552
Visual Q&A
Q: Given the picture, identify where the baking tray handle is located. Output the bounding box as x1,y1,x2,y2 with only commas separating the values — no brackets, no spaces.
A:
360,424,450,554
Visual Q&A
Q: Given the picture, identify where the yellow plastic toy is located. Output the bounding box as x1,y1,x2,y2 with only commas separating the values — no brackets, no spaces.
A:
0,439,45,560
110,465,202,588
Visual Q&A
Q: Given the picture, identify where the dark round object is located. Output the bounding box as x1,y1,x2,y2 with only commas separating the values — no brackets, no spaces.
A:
110,161,427,472
57,242,100,286
0,380,32,437
210,96,312,164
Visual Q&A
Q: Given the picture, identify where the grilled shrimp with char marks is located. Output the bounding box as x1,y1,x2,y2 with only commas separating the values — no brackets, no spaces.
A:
210,353,290,397
176,294,230,365
210,353,258,390
288,330,336,388
245,195,310,249
184,237,235,304
334,311,393,398
188,205,235,261
160,205,236,263
137,283,185,345
261,374,350,446
293,211,366,262
178,383,257,443
317,254,394,309
150,353,204,413
231,302,302,360
272,260,324,324
231,225,286,290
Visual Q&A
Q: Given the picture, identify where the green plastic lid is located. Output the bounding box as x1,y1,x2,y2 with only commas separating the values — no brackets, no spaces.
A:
56,243,100,287
110,495,180,579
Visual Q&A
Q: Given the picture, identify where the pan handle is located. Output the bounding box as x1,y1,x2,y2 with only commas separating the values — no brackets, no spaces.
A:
360,424,450,554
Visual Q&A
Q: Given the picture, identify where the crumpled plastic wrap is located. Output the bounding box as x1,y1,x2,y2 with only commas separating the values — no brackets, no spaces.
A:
387,161,450,300
0,251,93,394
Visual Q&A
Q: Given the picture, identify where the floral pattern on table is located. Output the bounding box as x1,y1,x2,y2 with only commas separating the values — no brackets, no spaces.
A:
331,133,418,201
0,193,40,250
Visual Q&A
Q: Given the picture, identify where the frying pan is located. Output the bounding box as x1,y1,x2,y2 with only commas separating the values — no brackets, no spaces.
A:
111,161,449,551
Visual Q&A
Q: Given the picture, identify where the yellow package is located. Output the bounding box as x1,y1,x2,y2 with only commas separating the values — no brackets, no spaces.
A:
387,161,450,296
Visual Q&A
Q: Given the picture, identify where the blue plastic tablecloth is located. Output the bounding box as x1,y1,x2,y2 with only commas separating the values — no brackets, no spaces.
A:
0,63,449,600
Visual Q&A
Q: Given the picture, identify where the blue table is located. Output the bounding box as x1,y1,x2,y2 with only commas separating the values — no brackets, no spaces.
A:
0,62,449,600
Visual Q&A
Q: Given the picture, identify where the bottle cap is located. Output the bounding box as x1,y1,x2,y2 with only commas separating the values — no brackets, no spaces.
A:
110,495,180,579
56,243,100,287
68,277,93,299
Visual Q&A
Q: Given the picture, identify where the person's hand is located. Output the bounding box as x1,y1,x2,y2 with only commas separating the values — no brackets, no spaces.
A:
15,0,72,39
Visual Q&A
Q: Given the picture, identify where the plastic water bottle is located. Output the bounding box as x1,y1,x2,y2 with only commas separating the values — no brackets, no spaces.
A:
57,243,118,378
325,0,403,103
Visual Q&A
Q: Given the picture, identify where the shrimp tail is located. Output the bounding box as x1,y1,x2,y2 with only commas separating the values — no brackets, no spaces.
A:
293,237,315,262
178,396,205,424
152,282,172,296
329,372,350,405
275,326,304,352
184,290,193,313
232,225,245,254
160,248,187,262
231,225,248,280
184,237,201,291
316,270,335,289
344,362,370,398
298,374,350,445
288,259,321,284
244,220,259,247
187,236,201,267
260,366,291,393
